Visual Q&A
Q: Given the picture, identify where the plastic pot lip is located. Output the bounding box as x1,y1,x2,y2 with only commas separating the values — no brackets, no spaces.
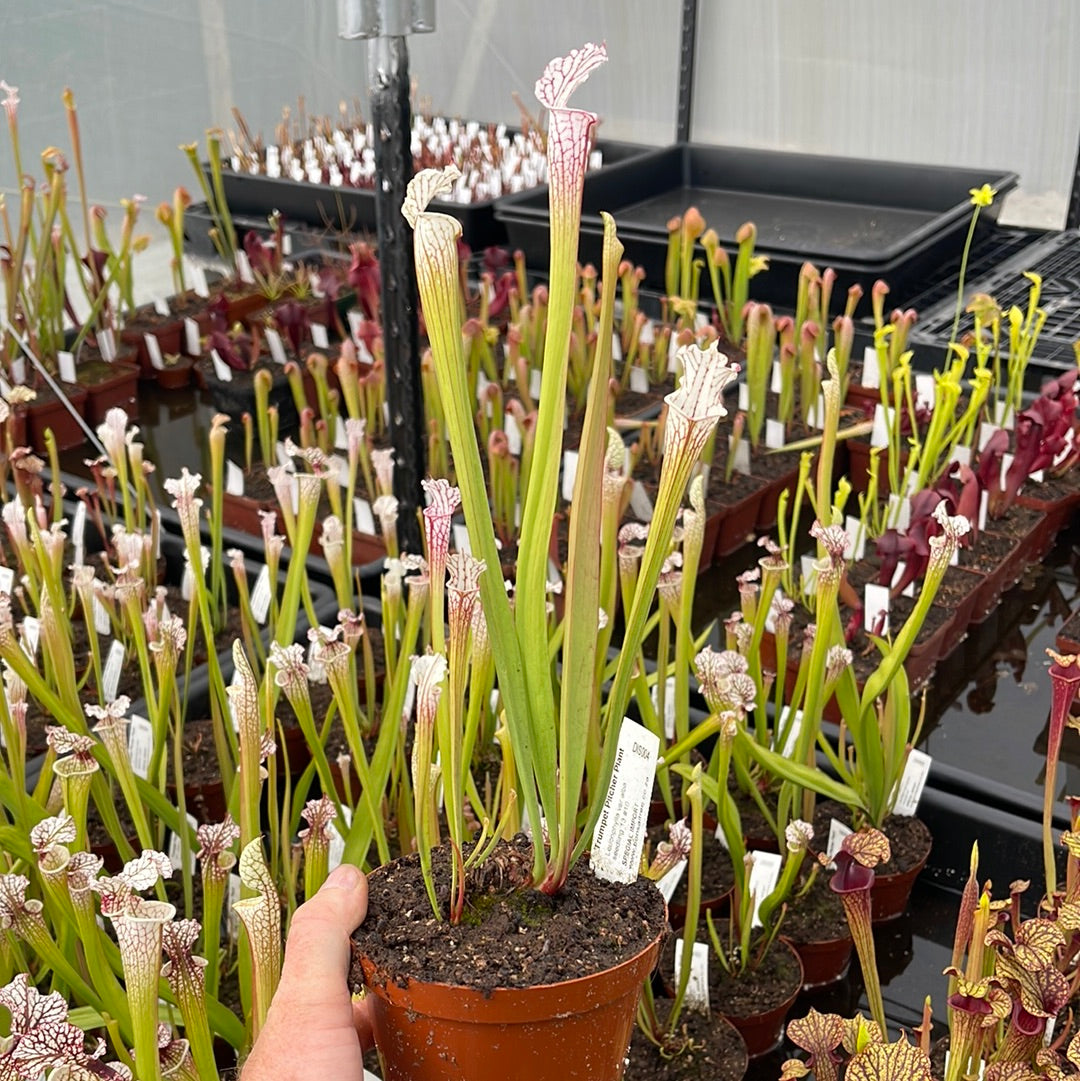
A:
712,938,805,1022
357,916,666,1024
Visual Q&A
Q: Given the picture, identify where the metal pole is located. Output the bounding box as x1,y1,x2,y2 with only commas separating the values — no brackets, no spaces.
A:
339,0,435,556
676,0,698,144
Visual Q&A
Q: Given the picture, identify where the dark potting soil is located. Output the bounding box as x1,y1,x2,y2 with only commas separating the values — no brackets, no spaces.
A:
350,836,667,993
813,801,932,878
780,871,849,945
625,1000,747,1081
175,718,224,788
958,529,1018,575
660,935,802,1019
646,823,735,909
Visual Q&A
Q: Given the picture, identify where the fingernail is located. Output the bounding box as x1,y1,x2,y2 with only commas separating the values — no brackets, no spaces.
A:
324,864,363,891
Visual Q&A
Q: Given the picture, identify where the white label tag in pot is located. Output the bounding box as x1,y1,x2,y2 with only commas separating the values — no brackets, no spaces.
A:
250,565,272,624
650,675,676,740
590,718,659,885
629,365,649,395
184,317,201,356
730,436,751,476
452,523,471,555
1045,1014,1057,1048
311,323,330,350
890,561,916,599
667,333,681,373
236,250,255,284
226,873,242,940
0,566,13,595
189,263,209,298
153,296,171,317
914,373,935,410
978,490,989,532
127,715,153,779
505,412,522,457
611,332,623,363
226,461,245,496
21,616,40,660
528,368,542,401
561,450,579,503
951,444,971,467
354,498,376,537
1001,405,1015,430
870,404,890,448
800,554,818,597
210,349,233,382
98,328,116,362
738,382,750,411
265,328,288,365
887,493,911,531
844,514,865,560
978,423,1002,453
673,939,710,1013
771,360,783,394
72,501,87,566
103,640,125,703
775,706,803,757
748,850,783,928
765,419,785,450
655,858,687,904
328,807,352,871
861,346,880,388
827,818,853,865
10,357,25,385
168,812,199,874
275,441,294,471
639,320,655,346
943,1052,985,1080
144,333,166,371
629,481,654,522
892,749,932,817
333,416,349,451
864,583,890,636
93,595,111,636
58,351,77,384
348,310,366,342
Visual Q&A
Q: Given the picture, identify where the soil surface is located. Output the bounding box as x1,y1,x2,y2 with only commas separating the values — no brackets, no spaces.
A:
646,822,734,910
625,1000,747,1081
780,870,849,945
351,836,667,993
813,801,932,877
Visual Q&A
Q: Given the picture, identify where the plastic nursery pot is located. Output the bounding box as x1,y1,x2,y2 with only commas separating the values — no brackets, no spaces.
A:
784,931,853,990
715,939,804,1059
80,358,141,425
712,484,767,559
25,383,90,452
358,929,665,1081
845,438,909,497
1057,609,1080,657
153,355,196,391
754,461,801,533
871,836,932,923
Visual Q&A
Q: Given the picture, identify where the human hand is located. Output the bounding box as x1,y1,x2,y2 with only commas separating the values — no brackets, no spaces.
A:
241,863,375,1081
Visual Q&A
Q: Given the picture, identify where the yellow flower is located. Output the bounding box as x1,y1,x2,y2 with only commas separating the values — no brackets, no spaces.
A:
968,183,996,208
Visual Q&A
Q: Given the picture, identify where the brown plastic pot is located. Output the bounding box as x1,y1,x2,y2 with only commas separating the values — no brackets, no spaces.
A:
25,383,90,452
871,841,931,923
713,484,767,559
786,931,853,990
1057,610,1080,656
715,939,804,1058
846,439,909,497
754,461,800,532
154,355,196,391
358,923,664,1081
83,360,140,425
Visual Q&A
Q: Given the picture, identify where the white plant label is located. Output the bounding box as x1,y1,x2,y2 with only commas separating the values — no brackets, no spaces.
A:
590,718,659,884
181,547,210,601
528,368,542,401
738,382,750,411
765,419,786,450
673,940,710,1013
655,858,687,903
651,675,676,740
58,351,77,384
210,349,233,382
144,333,166,371
10,358,25,385
152,296,171,316
311,323,330,350
914,373,935,409
978,423,1002,453
505,412,522,457
944,1052,985,1080
800,554,818,596
887,493,911,531
639,320,655,346
561,450,579,503
775,706,803,757
449,522,471,555
771,360,783,394
1045,1015,1057,1048
127,715,153,779
349,310,366,341
827,818,853,863
72,501,87,566
951,444,971,467
275,441,294,471
236,250,255,284
21,617,40,660
98,328,117,362
250,565,272,624
978,490,989,532
103,640,125,703
667,332,681,372
0,567,13,595
844,514,865,560
894,561,916,599
265,328,288,365
333,416,349,451
328,806,353,872
184,318,201,356
748,850,783,928
629,365,649,395
861,346,880,388
189,264,209,297
354,498,376,537
226,873,242,940
714,818,730,850
168,813,199,874
730,436,751,476
93,595,111,636
1001,405,1015,430
870,404,891,448
629,481,654,522
611,332,623,363
864,583,891,636
226,461,245,496
892,749,932,816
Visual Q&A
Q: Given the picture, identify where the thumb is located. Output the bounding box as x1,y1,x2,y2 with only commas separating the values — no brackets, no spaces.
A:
275,864,368,1011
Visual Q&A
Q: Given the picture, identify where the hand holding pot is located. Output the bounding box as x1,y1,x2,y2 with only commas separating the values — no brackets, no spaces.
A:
242,864,375,1080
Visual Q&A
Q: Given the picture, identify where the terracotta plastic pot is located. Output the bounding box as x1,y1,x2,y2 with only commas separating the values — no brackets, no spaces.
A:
754,462,800,532
1057,610,1080,657
716,940,804,1058
358,925,664,1081
713,484,767,559
83,360,140,425
25,384,90,452
871,843,931,923
154,355,196,391
786,931,853,989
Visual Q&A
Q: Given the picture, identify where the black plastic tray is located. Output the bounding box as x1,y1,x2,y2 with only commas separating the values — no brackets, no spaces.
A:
204,139,653,252
911,228,1080,379
495,142,1017,304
